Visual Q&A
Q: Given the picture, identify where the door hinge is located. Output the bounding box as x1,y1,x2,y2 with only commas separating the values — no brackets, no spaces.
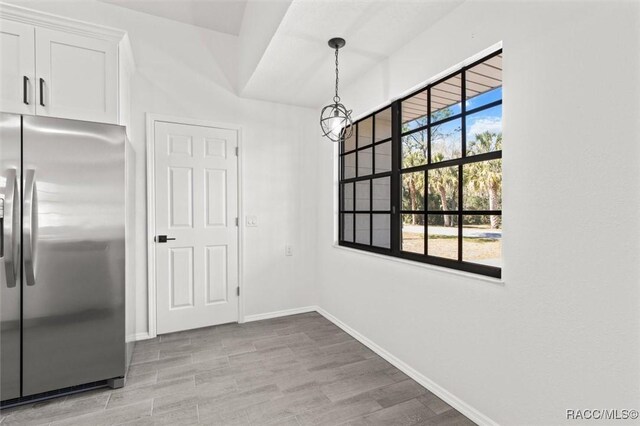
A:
235,217,239,226
236,287,240,296
235,147,239,156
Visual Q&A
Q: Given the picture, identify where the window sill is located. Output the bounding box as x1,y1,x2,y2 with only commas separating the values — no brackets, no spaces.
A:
331,244,505,286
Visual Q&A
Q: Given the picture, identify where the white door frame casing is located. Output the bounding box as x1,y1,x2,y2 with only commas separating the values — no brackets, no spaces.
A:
145,113,244,339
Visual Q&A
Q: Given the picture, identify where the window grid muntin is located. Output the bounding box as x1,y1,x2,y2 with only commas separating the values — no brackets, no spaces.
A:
339,49,502,278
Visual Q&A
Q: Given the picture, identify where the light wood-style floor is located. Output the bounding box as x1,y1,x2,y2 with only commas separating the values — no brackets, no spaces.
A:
0,312,474,425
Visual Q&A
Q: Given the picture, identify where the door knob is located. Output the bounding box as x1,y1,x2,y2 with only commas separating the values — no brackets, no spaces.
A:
155,235,176,243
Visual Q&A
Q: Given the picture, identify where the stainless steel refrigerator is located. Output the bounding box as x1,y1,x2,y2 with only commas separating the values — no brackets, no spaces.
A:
1,113,126,404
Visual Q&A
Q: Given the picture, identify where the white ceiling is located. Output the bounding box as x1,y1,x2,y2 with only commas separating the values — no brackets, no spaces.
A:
99,0,463,107
100,0,248,35
240,0,464,107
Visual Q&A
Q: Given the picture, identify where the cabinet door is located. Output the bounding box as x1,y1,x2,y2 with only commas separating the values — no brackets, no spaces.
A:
35,28,118,124
0,19,36,115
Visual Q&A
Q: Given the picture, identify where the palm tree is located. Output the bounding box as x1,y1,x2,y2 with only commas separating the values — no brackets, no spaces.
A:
400,109,455,225
429,152,457,226
466,131,502,228
401,125,427,225
468,130,502,155
402,151,425,224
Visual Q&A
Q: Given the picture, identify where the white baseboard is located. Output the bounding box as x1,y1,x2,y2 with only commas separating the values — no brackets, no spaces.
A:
243,306,317,323
132,332,154,342
133,307,316,340
315,307,498,426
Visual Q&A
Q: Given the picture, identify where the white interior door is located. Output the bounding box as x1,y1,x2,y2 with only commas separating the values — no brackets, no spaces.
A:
154,121,239,334
0,19,35,114
35,28,118,124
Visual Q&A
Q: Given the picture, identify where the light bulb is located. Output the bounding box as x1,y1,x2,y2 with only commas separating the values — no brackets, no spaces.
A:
327,114,343,138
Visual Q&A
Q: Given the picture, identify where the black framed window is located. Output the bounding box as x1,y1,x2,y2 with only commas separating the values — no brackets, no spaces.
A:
339,50,502,278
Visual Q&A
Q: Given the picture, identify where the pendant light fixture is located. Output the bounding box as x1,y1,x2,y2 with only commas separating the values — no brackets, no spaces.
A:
320,37,353,142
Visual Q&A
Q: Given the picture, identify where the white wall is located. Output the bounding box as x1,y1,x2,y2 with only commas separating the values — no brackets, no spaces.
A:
7,0,319,336
314,1,640,425
7,1,639,423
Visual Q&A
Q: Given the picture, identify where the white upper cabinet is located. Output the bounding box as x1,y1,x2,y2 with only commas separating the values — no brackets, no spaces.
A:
35,28,118,124
0,5,132,125
0,20,35,115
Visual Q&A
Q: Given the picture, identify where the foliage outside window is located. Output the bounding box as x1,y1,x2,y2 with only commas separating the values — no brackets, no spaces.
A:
339,50,503,278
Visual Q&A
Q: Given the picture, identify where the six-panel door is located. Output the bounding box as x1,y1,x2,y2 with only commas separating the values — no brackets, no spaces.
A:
154,121,239,334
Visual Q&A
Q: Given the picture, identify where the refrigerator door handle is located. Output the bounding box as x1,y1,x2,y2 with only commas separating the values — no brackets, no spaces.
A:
24,169,37,286
2,169,18,288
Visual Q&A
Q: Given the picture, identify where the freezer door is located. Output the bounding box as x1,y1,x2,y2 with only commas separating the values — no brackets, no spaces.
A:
22,116,126,396
0,113,21,401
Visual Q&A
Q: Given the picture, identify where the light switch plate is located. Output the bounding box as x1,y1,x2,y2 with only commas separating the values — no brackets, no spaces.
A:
246,216,258,227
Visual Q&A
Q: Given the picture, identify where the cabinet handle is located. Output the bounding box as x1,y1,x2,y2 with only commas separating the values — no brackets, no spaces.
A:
23,76,29,105
39,78,45,107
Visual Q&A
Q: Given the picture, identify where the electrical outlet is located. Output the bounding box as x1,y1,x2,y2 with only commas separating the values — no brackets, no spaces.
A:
246,216,258,227
285,245,293,256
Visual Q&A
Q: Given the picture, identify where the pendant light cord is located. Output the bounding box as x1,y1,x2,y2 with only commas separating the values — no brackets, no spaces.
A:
334,47,340,104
